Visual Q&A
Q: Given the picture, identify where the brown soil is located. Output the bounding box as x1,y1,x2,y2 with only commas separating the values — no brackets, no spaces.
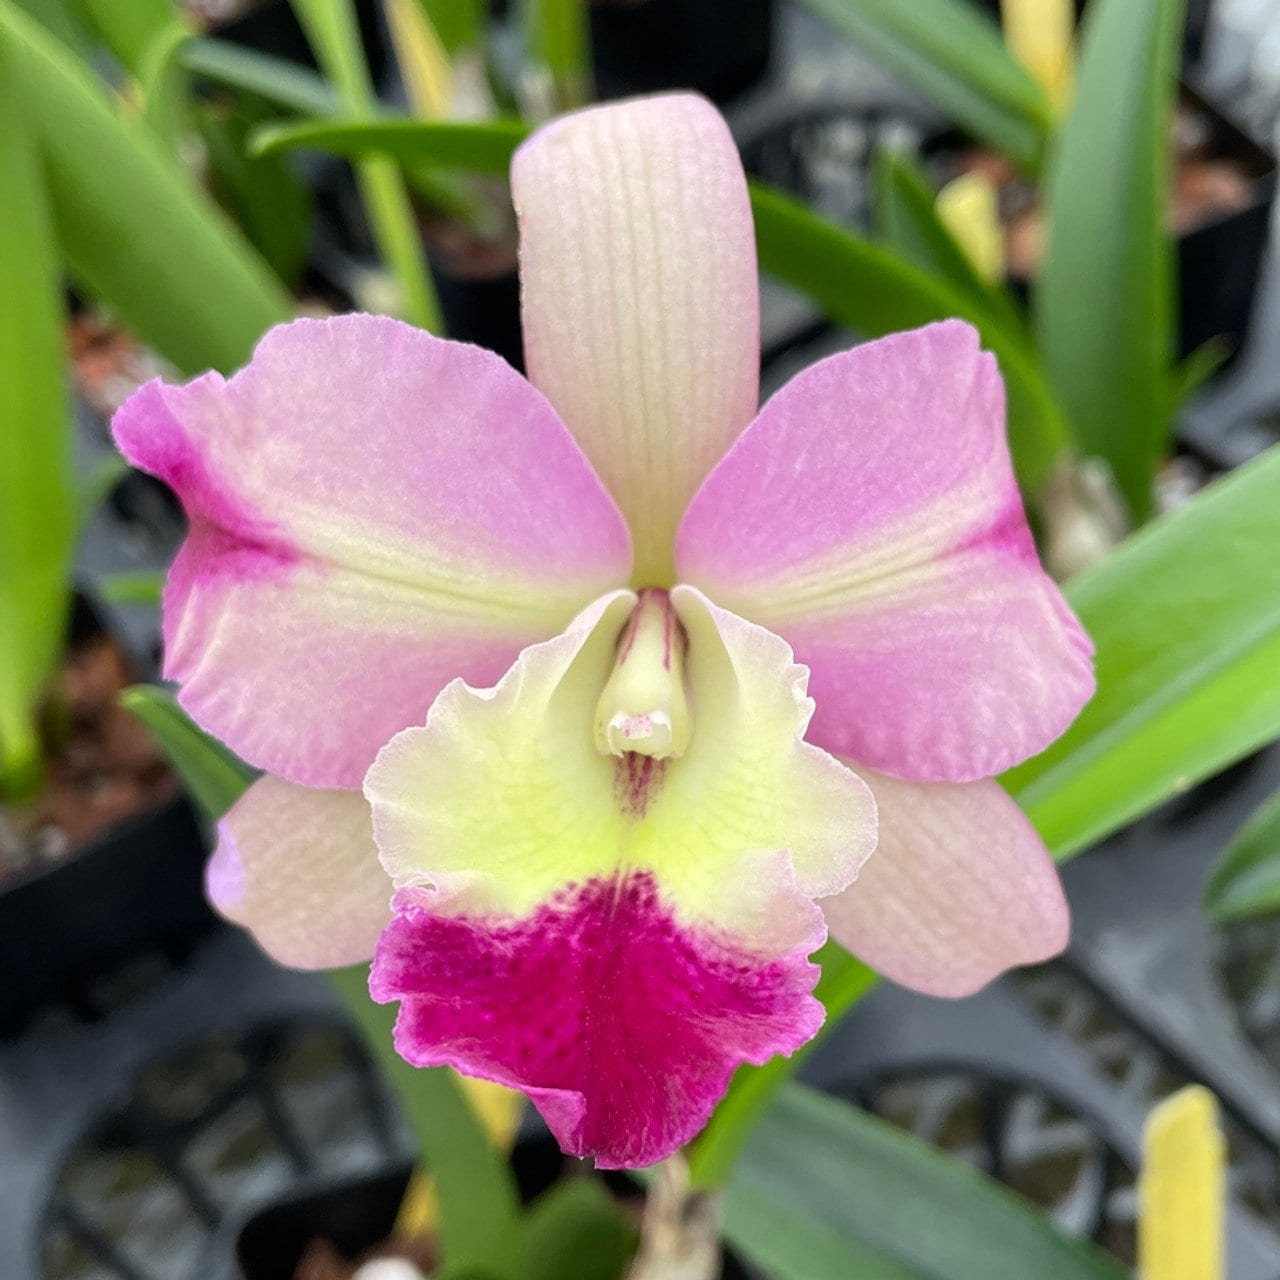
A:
0,628,178,879
422,216,519,282
293,1235,437,1280
67,312,166,422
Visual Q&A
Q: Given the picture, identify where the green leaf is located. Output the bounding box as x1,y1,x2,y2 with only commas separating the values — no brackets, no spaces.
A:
77,453,129,529
200,97,313,286
1169,337,1230,412
138,20,195,154
1036,0,1183,522
726,1086,1125,1280
252,114,520,231
1,0,291,375
1205,787,1280,922
251,115,531,173
520,0,591,112
792,0,1052,173
750,181,1067,498
688,942,876,1189
0,44,74,799
872,147,1025,336
519,1179,635,1280
7,0,93,55
81,0,181,75
415,0,484,55
289,0,441,332
119,686,255,820
97,570,165,605
326,965,525,1280
182,36,341,116
1005,444,1280,858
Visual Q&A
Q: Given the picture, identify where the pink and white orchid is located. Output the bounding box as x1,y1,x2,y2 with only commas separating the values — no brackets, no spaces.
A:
112,94,1093,1170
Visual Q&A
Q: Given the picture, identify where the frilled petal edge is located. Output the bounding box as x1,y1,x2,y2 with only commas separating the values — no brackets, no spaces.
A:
365,590,875,1166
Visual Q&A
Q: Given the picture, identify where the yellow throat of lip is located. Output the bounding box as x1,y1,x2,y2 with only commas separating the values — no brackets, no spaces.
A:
593,588,693,760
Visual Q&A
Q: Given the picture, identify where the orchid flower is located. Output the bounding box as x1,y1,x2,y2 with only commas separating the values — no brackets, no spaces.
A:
112,94,1094,1170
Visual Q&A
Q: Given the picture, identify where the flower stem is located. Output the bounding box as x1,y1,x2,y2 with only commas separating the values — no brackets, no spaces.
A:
626,1153,723,1280
290,0,442,332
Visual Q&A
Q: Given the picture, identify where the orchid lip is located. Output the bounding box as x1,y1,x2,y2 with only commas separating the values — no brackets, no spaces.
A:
593,587,692,760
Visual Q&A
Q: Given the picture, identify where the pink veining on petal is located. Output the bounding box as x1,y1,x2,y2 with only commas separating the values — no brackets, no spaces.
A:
514,93,759,583
370,871,825,1169
613,755,668,818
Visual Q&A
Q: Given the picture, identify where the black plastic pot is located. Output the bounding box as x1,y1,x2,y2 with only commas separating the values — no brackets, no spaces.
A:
590,0,775,105
0,793,212,1033
429,252,525,373
235,1162,415,1279
0,582,214,1035
1173,86,1276,362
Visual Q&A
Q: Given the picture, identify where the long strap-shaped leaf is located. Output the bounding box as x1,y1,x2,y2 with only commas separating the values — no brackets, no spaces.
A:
872,147,1026,337
79,0,178,74
252,114,532,170
1006,442,1280,856
1037,0,1184,522
725,1085,1126,1280
1204,786,1280,922
119,687,257,821
792,0,1053,174
0,41,74,798
0,0,290,375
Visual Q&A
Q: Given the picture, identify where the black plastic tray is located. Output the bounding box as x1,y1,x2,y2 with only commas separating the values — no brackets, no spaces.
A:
0,793,212,1034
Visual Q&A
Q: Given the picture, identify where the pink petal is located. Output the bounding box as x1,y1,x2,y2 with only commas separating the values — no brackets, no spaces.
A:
372,862,825,1170
677,321,1094,782
210,775,391,969
364,590,874,1167
113,314,631,788
513,93,759,585
821,766,1069,997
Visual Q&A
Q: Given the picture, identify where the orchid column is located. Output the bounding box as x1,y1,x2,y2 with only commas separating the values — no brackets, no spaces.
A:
112,93,1093,1171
